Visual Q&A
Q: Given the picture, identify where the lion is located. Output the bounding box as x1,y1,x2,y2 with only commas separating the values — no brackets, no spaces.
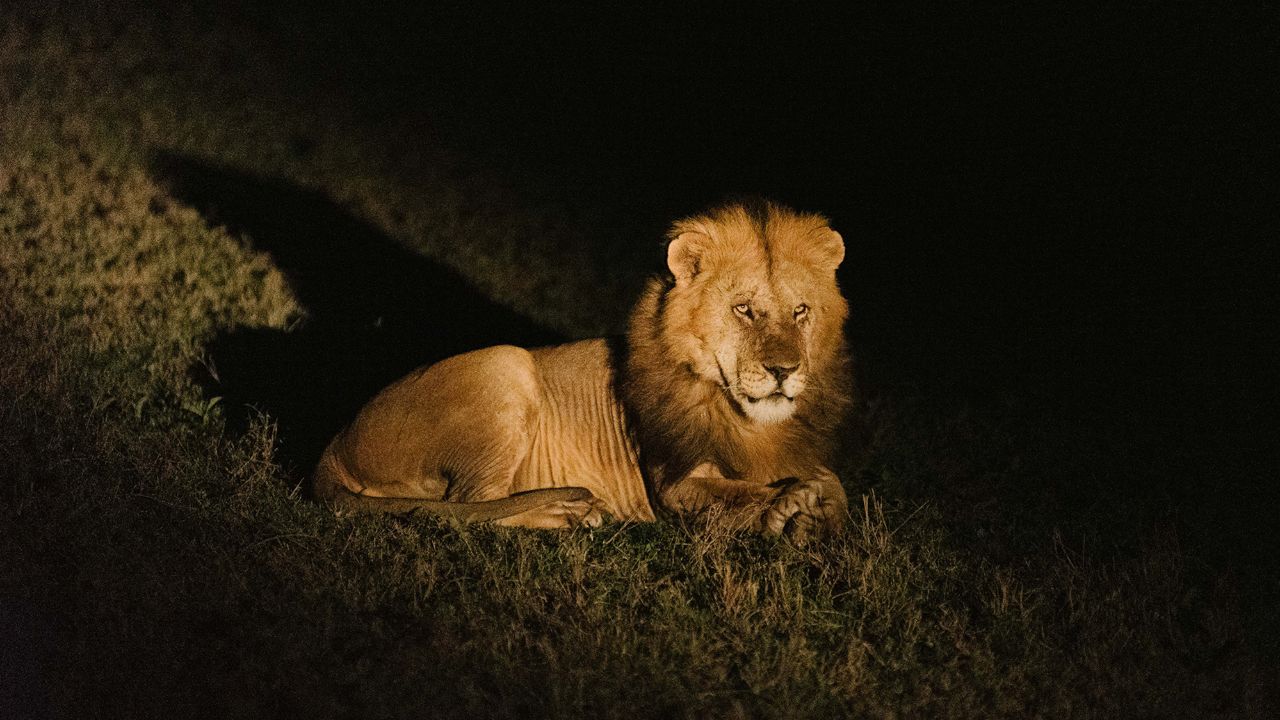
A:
311,199,853,539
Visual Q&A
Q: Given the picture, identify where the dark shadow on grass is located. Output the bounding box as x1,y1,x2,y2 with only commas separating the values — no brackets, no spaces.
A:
154,152,562,478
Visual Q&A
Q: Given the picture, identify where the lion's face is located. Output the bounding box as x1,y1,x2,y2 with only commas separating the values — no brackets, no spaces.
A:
660,203,848,425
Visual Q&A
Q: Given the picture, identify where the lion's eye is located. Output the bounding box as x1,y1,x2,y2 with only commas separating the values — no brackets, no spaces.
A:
794,304,809,319
733,303,753,319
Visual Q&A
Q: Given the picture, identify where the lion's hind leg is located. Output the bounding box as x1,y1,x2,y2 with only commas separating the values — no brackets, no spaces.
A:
326,484,602,528
491,487,606,529
317,346,604,529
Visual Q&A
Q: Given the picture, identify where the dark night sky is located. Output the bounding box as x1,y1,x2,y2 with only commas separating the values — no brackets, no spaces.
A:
217,2,1275,412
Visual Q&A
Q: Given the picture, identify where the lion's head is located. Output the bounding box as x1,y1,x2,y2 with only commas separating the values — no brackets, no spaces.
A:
624,199,853,484
659,201,848,424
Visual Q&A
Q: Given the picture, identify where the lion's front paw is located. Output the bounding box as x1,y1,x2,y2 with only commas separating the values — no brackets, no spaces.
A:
761,479,847,541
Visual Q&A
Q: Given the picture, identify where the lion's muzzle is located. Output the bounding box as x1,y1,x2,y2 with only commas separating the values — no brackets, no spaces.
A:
734,358,807,424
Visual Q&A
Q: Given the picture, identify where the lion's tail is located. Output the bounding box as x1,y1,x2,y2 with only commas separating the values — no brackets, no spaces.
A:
311,447,592,523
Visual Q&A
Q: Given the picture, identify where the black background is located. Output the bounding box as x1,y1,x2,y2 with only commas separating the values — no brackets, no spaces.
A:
184,2,1275,539
240,2,1274,394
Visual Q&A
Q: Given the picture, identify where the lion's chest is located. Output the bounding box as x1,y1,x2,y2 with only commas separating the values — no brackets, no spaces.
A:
698,404,817,484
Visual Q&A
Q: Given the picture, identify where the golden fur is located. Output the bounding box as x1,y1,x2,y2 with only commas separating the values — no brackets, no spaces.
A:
312,199,853,537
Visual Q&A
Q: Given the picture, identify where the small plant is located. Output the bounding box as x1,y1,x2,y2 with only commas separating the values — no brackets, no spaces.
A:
181,394,222,426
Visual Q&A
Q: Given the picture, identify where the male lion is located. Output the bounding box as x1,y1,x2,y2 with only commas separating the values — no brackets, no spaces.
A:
312,199,853,539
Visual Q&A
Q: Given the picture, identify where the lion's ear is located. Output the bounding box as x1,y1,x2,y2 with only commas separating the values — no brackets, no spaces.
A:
818,229,845,270
667,231,708,283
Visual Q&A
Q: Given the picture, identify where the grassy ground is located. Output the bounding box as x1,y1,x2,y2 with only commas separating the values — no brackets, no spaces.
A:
1,4,1275,718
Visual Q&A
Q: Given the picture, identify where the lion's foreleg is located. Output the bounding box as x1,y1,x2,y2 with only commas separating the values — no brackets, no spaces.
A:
657,467,779,529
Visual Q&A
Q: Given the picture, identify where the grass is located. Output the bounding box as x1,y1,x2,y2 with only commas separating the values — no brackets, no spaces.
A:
1,3,1275,718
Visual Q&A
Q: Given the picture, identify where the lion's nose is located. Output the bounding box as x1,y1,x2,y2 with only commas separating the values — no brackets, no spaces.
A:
765,363,799,382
